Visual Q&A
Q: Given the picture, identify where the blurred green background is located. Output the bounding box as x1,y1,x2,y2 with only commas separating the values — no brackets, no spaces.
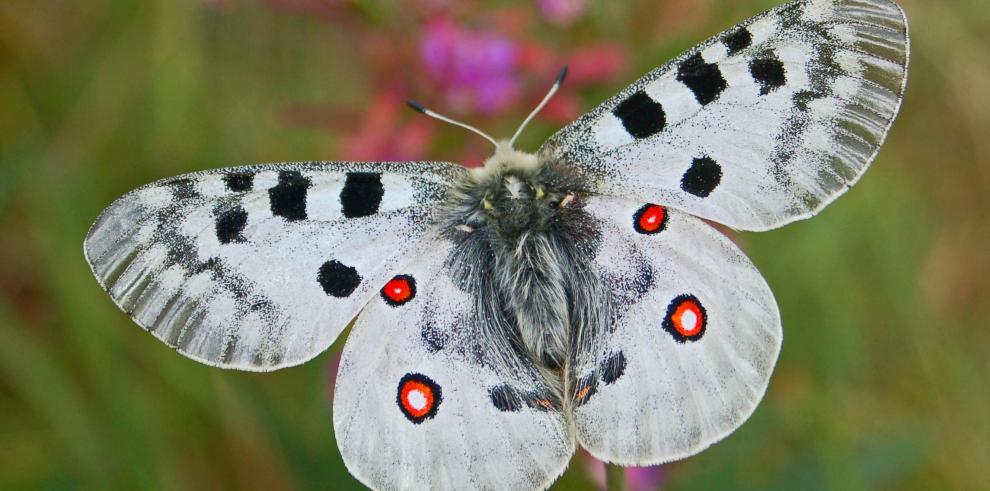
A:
1,0,988,489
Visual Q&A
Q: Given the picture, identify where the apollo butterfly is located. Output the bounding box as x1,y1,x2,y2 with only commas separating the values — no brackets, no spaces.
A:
84,0,908,488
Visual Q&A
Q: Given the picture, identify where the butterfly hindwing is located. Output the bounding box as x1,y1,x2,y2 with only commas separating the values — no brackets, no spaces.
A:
541,0,909,231
569,196,782,465
84,161,466,371
333,233,575,490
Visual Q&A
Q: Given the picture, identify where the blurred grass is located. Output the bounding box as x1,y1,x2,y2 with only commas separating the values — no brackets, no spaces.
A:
1,0,988,489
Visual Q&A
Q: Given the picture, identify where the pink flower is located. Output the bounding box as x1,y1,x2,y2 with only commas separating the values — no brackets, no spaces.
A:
540,92,582,124
513,42,628,124
537,0,587,26
625,465,666,491
566,44,629,85
582,452,666,491
420,19,521,115
337,88,436,161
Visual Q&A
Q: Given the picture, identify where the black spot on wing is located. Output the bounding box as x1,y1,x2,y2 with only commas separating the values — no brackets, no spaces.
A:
141,198,285,342
489,385,523,412
770,46,840,185
224,172,254,192
215,206,248,244
317,260,361,297
612,91,666,139
164,235,198,268
269,170,310,221
601,246,655,330
794,90,826,112
677,53,727,105
681,156,722,198
723,28,752,55
601,351,627,385
340,172,384,218
750,56,787,95
420,319,448,353
168,178,200,200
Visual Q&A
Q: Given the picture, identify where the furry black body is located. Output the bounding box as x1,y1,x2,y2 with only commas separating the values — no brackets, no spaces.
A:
440,149,608,397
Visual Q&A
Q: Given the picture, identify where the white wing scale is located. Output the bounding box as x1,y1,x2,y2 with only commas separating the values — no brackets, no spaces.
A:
84,161,466,371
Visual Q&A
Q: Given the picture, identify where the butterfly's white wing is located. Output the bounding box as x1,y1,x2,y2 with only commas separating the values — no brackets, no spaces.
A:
84,161,465,371
567,196,781,465
542,0,908,231
333,233,574,491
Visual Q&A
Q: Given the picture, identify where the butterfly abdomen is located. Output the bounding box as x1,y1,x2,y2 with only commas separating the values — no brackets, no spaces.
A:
441,156,603,380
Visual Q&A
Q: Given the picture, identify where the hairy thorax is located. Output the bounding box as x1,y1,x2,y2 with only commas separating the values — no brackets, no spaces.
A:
440,145,599,375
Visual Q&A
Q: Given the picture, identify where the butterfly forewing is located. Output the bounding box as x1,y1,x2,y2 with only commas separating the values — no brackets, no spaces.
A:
541,0,909,231
84,161,465,370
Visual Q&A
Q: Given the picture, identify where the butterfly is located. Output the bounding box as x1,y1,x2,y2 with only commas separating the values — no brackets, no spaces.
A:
83,0,909,489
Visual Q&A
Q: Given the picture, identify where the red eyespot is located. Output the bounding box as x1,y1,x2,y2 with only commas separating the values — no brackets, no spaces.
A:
381,275,416,306
397,373,441,424
633,204,668,234
662,294,707,342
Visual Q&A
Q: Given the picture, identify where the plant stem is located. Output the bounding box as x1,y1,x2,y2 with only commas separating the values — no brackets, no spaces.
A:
605,463,626,491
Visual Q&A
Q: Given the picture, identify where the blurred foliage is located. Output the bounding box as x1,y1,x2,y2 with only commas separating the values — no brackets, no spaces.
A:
1,0,988,489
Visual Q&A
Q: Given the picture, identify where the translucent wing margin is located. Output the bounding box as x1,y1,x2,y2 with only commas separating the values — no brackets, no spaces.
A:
569,196,781,464
333,234,574,490
84,161,465,371
541,0,909,231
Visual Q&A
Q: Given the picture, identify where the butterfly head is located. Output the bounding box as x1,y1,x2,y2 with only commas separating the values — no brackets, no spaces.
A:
443,155,586,240
415,66,580,236
479,141,540,175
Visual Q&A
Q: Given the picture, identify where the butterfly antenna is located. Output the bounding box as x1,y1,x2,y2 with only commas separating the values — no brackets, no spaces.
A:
406,100,499,149
508,66,568,148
